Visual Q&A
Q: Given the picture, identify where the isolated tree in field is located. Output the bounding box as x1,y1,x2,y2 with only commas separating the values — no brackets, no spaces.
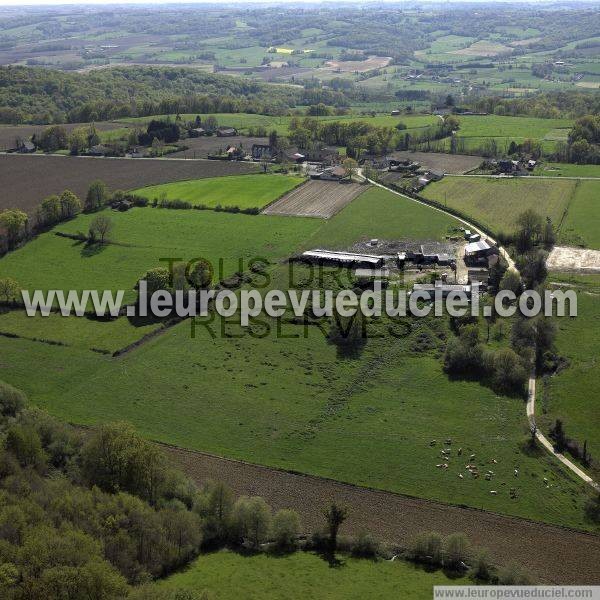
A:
89,214,113,244
140,267,170,296
272,509,300,551
324,502,347,553
0,208,28,248
39,194,62,226
87,124,101,148
499,269,522,296
268,129,278,149
550,419,567,452
492,348,527,394
187,258,213,289
542,216,556,248
342,157,358,180
232,496,272,549
205,116,218,132
38,125,68,152
443,533,470,570
515,209,543,252
260,154,270,173
85,179,109,212
68,127,88,155
203,481,234,543
59,189,82,219
0,277,19,302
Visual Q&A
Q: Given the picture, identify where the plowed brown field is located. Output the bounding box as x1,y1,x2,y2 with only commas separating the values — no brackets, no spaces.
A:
165,444,600,585
263,179,365,218
0,154,258,214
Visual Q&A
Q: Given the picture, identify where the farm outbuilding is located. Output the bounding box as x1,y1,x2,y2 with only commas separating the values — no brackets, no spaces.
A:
464,239,493,258
302,249,384,267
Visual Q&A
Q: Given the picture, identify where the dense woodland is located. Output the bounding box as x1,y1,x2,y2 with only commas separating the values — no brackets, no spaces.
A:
0,66,352,124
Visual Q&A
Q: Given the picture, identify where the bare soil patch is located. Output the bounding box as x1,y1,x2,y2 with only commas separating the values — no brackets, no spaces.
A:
547,246,600,273
165,444,600,585
262,180,365,218
388,151,482,174
0,154,258,214
451,41,511,57
324,55,391,73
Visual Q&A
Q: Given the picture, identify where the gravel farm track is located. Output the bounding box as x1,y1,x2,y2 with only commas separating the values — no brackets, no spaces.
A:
0,154,258,214
263,179,365,218
165,444,600,585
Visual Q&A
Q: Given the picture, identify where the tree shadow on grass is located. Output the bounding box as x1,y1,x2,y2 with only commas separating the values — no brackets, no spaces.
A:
315,550,345,569
80,241,109,258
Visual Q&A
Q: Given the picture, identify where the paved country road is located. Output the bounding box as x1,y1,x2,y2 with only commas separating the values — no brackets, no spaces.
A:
164,443,600,585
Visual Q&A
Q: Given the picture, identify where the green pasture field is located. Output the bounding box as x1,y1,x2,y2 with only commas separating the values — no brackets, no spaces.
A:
0,311,590,530
535,163,600,178
454,115,572,139
303,185,458,248
118,113,439,135
132,174,305,209
422,177,576,235
0,208,322,303
538,275,600,473
559,181,600,249
159,551,471,599
0,184,592,529
0,309,161,353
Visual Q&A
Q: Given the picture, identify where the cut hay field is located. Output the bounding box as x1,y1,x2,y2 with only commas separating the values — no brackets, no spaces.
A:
159,551,470,599
132,174,305,209
0,154,259,214
539,275,600,475
422,177,576,235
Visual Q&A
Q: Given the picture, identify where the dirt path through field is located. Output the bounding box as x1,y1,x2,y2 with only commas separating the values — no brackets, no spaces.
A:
164,443,600,585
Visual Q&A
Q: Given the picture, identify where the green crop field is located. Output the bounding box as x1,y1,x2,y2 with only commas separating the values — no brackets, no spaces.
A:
132,174,305,209
160,551,470,599
422,177,576,235
538,275,600,468
559,181,600,249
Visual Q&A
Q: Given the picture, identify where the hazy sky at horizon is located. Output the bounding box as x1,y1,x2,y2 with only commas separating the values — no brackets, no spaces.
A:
0,0,587,5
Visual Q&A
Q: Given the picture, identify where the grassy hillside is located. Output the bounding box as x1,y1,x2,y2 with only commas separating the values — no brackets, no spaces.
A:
539,275,600,471
159,551,470,599
0,208,322,303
